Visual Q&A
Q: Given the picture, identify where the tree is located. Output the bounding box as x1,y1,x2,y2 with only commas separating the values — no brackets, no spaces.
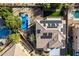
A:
43,3,51,9
42,3,61,10
29,34,35,42
0,7,21,33
28,34,36,48
0,7,12,19
8,33,21,43
5,15,21,33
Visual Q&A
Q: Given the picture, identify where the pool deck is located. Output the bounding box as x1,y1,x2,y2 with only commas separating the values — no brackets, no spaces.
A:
68,19,79,24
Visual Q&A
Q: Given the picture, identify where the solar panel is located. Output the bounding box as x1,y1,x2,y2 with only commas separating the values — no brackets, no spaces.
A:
43,33,47,36
37,29,41,33
40,20,62,28
49,33,52,36
41,33,52,39
47,23,58,28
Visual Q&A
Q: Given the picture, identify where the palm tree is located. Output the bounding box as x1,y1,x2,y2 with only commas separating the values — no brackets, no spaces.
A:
29,34,35,42
29,34,36,48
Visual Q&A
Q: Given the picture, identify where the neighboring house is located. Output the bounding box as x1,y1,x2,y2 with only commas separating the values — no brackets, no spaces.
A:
73,24,79,56
74,3,79,9
68,3,79,21
68,3,79,55
0,3,42,7
35,18,66,51
2,43,30,56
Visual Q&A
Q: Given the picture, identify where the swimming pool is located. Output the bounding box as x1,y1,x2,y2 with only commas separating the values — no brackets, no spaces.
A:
73,10,79,18
0,27,11,39
20,13,28,30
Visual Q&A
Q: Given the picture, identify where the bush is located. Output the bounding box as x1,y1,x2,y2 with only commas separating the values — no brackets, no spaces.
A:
8,33,21,43
66,49,73,56
29,34,35,42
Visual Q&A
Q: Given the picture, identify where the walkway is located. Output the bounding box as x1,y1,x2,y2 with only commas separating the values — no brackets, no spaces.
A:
0,41,14,56
18,28,37,56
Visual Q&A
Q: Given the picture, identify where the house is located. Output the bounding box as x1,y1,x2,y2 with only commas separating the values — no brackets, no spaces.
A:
2,43,30,56
68,3,79,21
68,3,79,55
74,3,79,9
35,18,66,51
0,3,42,7
73,24,79,56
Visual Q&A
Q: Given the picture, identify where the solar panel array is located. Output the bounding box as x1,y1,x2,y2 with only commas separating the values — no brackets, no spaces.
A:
41,33,52,39
40,20,62,28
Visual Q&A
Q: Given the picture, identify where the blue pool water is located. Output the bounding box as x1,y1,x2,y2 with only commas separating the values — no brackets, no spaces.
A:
73,11,79,18
20,13,28,30
0,27,11,39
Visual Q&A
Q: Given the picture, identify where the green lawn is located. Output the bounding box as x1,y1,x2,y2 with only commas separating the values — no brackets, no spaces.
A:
50,11,61,17
46,11,61,17
44,10,61,17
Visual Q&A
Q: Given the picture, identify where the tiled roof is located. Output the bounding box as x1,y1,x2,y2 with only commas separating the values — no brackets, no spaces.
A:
36,18,66,49
2,44,28,56
0,3,42,7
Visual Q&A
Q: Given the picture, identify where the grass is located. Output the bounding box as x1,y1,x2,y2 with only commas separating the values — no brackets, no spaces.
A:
50,11,61,17
47,11,61,17
44,10,61,17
